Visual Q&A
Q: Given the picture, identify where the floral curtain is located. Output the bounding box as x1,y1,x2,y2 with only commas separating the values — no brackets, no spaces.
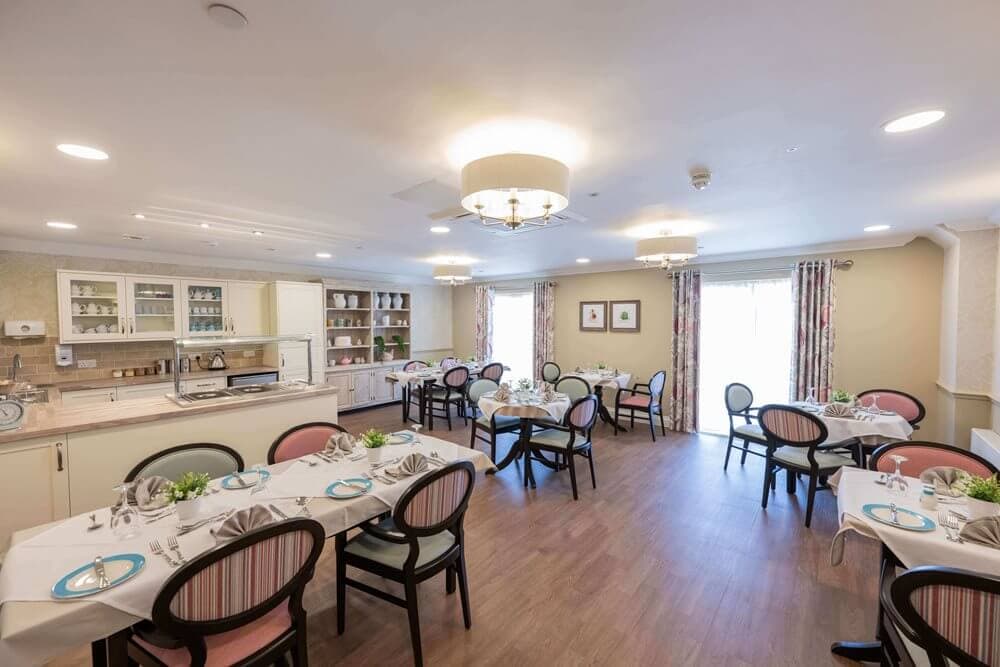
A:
474,284,495,361
669,270,701,433
790,259,836,402
532,281,556,382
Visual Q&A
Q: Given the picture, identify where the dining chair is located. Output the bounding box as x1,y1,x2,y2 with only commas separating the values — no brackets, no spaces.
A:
722,382,768,471
881,565,1000,667
525,395,599,500
869,440,998,478
126,517,325,667
614,370,667,441
440,357,458,370
336,461,476,667
555,375,591,402
125,443,244,483
479,361,504,383
757,404,859,527
267,421,348,464
467,378,521,461
402,360,430,421
856,388,926,430
426,366,471,430
541,361,561,383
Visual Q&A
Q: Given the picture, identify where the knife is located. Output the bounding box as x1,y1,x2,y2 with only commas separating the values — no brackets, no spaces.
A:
94,556,110,589
269,504,290,520
232,472,249,488
889,503,899,525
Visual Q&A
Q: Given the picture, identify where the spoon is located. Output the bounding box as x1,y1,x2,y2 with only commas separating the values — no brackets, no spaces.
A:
87,512,103,531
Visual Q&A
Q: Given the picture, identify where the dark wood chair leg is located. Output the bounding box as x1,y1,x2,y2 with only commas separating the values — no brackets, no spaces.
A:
614,404,621,436
771,469,777,490
630,410,635,429
786,468,796,493
649,412,656,442
659,411,666,435
456,552,472,629
292,623,308,667
446,565,456,594
404,579,424,667
567,450,579,500
761,463,772,508
336,533,347,635
805,474,818,527
724,432,735,470
489,431,497,463
740,439,750,465
446,400,453,431
587,449,596,488
469,421,477,449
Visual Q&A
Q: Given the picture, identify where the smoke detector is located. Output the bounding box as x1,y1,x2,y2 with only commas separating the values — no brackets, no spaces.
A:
690,167,712,191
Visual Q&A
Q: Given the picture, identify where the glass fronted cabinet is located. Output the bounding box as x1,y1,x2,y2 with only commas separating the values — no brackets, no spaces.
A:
125,277,181,340
181,280,230,337
57,272,127,342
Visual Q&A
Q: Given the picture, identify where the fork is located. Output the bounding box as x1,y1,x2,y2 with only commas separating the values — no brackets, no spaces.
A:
166,536,187,564
946,514,965,543
938,512,958,542
150,540,179,567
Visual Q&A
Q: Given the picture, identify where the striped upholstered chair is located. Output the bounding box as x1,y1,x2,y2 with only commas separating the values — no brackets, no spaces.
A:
426,365,471,430
337,461,476,667
869,441,998,478
267,421,348,464
758,405,859,527
126,517,325,666
479,361,504,383
881,565,1000,667
525,395,600,500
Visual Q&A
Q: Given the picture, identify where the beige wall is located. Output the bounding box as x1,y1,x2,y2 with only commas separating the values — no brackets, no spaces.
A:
454,238,944,438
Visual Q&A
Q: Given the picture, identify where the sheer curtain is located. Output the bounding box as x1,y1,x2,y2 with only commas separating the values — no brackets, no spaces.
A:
697,277,794,435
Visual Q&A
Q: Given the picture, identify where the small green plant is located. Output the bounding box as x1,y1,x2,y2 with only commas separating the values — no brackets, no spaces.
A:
596,362,607,370
467,355,476,362
517,377,532,391
361,428,388,449
391,334,406,355
831,389,854,404
963,475,1000,503
165,472,210,503
373,335,386,359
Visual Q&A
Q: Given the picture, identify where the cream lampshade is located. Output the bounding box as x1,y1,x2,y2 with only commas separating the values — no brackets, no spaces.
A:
460,153,569,229
433,264,472,283
634,236,699,267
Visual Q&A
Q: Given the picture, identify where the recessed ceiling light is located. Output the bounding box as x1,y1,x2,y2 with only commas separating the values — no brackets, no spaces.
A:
252,230,263,237
131,213,146,220
266,247,276,252
864,224,891,232
203,240,219,247
56,143,109,160
45,221,77,230
429,226,450,234
785,146,800,153
122,234,146,241
199,223,210,229
882,110,945,133
315,252,332,259
575,257,591,263
588,192,600,197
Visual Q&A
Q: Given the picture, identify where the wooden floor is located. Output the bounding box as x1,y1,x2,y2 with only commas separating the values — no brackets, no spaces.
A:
51,405,880,666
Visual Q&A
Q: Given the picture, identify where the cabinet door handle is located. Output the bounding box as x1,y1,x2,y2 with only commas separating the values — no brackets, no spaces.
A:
56,442,64,472
280,354,285,367
120,320,125,334
229,317,235,334
129,318,134,334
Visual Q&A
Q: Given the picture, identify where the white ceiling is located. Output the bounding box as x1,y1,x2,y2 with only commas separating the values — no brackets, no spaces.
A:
1,1,999,278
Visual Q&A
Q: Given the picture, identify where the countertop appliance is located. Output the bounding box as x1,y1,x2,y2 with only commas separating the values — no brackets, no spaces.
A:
204,348,228,371
228,371,280,387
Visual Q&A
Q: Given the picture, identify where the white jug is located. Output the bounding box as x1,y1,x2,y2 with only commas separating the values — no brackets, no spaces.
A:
332,293,347,309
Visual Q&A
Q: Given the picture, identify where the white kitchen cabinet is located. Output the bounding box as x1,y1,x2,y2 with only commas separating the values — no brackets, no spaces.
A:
60,387,118,406
125,276,182,340
181,280,229,337
180,376,227,393
351,370,372,406
326,364,403,410
116,382,174,401
228,281,270,336
0,436,70,551
326,373,353,408
57,272,127,343
266,282,324,384
372,367,399,402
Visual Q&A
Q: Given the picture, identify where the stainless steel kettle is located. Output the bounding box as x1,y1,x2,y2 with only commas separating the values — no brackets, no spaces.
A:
207,349,228,370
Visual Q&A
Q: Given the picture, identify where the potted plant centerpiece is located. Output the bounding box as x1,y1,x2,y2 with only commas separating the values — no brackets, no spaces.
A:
361,428,389,464
962,475,1000,520
166,472,211,521
831,389,855,407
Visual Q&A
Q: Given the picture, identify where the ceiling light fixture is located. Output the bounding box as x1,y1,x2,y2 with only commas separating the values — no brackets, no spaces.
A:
429,226,450,234
882,110,945,133
315,252,332,259
864,224,891,232
575,258,591,264
460,153,569,231
200,223,210,229
122,234,146,241
56,144,109,160
433,264,472,286
635,235,699,270
785,146,800,153
45,221,77,230
131,213,146,220
251,230,263,237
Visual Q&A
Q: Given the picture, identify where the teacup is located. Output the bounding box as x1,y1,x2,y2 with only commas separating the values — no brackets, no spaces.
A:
71,285,82,296
94,304,104,315
73,302,84,314
87,303,99,315
81,285,96,296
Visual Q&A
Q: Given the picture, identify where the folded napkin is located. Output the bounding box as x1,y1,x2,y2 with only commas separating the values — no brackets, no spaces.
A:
385,452,430,478
541,382,556,402
325,432,356,455
960,516,1000,549
113,476,171,512
211,505,275,542
919,466,970,498
823,403,855,419
494,383,512,402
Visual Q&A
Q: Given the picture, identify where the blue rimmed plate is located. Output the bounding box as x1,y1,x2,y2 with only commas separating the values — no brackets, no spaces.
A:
221,470,270,490
862,503,936,532
52,553,145,599
325,478,372,499
387,432,414,445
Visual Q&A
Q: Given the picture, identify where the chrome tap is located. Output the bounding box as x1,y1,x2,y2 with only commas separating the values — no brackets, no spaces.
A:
11,353,22,382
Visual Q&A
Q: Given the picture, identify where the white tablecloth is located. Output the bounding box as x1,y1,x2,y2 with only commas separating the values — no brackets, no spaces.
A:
388,363,483,385
793,403,914,443
572,371,631,392
478,393,572,423
0,435,493,666
831,467,999,574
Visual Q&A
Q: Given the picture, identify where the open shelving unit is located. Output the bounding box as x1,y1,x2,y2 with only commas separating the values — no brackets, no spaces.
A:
323,288,411,368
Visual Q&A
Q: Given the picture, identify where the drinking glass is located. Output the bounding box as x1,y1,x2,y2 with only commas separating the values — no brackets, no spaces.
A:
411,423,422,449
250,464,268,495
886,455,909,496
868,393,881,417
110,483,141,540
806,386,817,405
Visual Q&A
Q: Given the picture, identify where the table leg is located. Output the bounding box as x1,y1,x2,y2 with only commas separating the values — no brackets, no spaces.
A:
594,386,624,432
106,628,130,666
488,418,530,473
91,639,108,666
829,544,892,662
401,383,409,422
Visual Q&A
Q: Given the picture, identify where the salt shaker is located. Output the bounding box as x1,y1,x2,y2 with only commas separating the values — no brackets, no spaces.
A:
919,483,938,510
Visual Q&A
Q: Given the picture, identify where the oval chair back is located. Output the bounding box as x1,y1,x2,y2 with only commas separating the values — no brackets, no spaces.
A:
869,441,998,478
125,443,244,483
480,362,503,382
564,395,599,436
541,362,561,383
555,375,592,403
442,365,470,390
886,566,1000,667
440,357,458,370
648,370,667,405
857,388,926,427
725,382,754,414
403,360,428,372
758,405,829,452
145,517,325,664
467,378,498,405
268,422,348,464
394,461,476,540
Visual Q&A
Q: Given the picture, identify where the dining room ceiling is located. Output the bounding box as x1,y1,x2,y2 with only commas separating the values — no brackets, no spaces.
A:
1,0,999,278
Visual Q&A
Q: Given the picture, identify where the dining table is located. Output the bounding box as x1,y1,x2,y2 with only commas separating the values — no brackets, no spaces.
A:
569,368,631,430
0,435,494,666
479,390,572,488
793,401,914,445
827,466,997,661
387,363,510,430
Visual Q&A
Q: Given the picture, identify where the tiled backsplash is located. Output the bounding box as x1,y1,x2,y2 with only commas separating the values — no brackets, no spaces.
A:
0,337,264,384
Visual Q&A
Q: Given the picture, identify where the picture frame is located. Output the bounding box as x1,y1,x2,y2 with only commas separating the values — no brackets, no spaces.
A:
579,301,608,331
610,300,641,332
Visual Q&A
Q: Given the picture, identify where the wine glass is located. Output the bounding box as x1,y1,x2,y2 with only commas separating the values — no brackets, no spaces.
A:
250,464,268,495
886,455,909,496
411,423,422,449
868,393,881,417
110,482,141,540
806,386,817,406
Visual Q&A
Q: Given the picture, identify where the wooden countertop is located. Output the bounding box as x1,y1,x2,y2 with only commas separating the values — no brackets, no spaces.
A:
53,366,280,391
0,384,338,445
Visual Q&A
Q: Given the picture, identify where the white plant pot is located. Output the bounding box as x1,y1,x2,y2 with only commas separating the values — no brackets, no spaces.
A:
347,294,359,308
966,497,1000,521
175,496,205,522
366,447,383,464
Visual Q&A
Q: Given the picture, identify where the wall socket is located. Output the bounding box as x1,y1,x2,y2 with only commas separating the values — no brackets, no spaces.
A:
77,359,97,369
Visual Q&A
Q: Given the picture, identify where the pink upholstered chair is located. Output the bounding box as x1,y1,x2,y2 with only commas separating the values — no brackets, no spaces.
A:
614,370,666,441
869,441,997,478
758,404,859,527
126,517,325,667
337,461,476,667
856,388,926,429
526,395,600,499
267,421,348,464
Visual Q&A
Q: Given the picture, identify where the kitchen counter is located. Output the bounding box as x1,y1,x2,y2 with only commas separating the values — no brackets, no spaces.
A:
0,383,337,445
52,365,280,392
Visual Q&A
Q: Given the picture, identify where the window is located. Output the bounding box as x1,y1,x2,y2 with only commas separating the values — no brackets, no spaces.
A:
492,289,534,383
697,276,794,435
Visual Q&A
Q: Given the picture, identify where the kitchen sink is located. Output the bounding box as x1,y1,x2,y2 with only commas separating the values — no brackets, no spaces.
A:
0,383,53,404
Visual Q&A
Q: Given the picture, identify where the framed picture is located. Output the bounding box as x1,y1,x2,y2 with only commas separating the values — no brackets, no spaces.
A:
610,300,641,332
579,301,607,331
